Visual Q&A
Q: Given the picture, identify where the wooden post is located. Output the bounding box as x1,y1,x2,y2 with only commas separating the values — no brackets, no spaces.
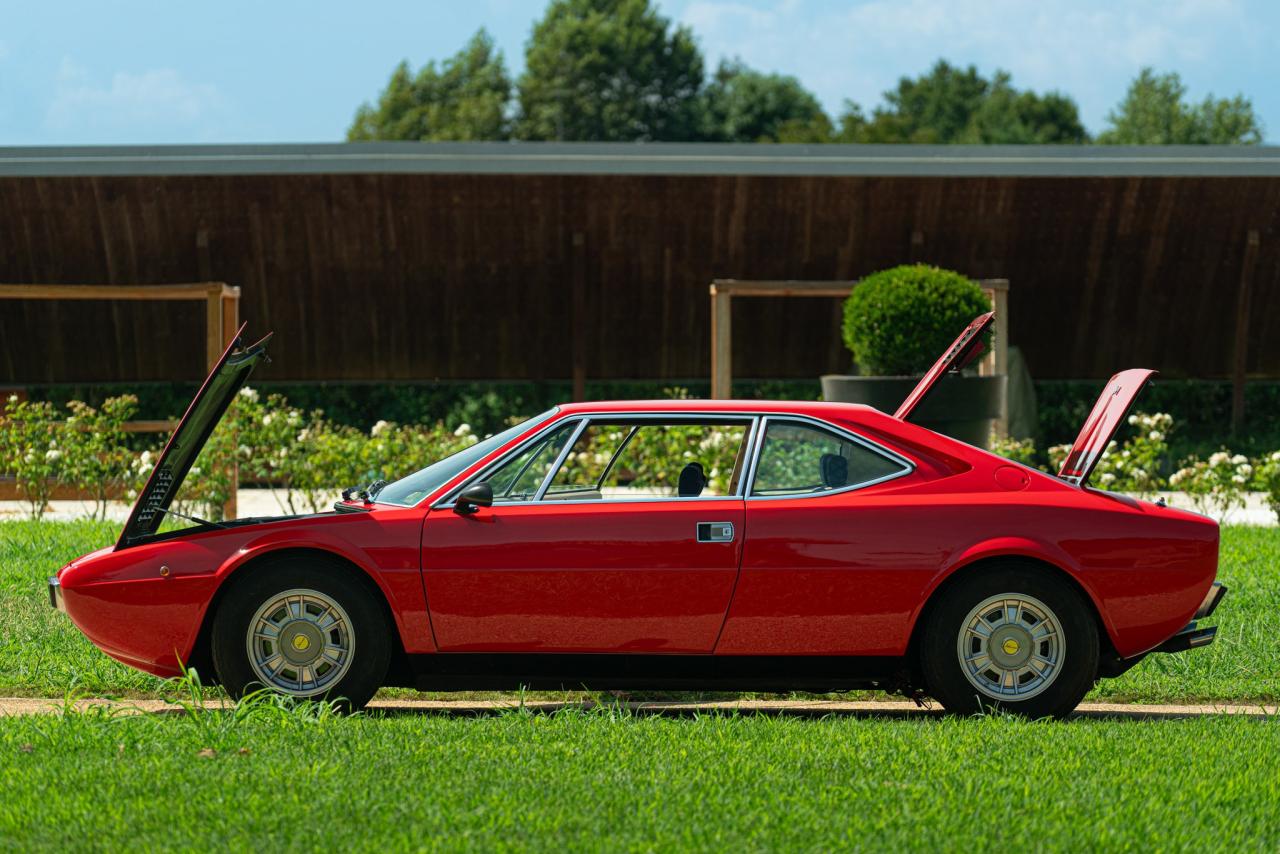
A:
205,285,225,372
711,285,732,399
1232,230,1260,433
571,232,586,402
976,279,1010,437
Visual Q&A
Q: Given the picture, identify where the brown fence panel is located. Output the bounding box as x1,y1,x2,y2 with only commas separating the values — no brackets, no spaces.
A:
1,173,1277,384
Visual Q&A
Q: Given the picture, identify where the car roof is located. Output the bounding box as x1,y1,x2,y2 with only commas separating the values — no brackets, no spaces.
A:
553,399,882,418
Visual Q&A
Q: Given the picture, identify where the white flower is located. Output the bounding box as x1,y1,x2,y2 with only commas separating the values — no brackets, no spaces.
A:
139,450,154,466
237,387,259,403
1148,431,1164,442
1131,468,1146,480
1127,415,1138,426
45,449,61,461
1232,474,1247,484
1099,472,1116,484
1209,452,1230,467
190,466,201,476
1231,454,1248,465
6,394,17,405
1170,470,1186,486
297,429,311,443
453,423,472,437
262,414,274,426
371,420,390,437
1237,464,1253,477
1272,451,1280,462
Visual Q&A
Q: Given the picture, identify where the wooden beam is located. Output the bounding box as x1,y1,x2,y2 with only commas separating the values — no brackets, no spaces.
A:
712,279,856,298
1232,230,1260,433
0,282,235,301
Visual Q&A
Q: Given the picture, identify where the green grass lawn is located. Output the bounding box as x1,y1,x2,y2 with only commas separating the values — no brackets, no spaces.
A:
2,701,1278,849
1,520,1277,703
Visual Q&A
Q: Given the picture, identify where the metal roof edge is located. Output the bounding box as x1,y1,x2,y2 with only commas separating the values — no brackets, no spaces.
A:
2,142,1280,177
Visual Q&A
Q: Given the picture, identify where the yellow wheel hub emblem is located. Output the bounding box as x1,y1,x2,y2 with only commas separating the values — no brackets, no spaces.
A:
292,634,311,652
1002,638,1020,655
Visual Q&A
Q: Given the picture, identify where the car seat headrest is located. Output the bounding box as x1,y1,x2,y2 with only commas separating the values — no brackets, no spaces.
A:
820,453,848,489
678,462,707,497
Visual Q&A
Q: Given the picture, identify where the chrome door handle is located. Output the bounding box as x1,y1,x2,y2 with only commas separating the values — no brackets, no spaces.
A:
696,522,735,543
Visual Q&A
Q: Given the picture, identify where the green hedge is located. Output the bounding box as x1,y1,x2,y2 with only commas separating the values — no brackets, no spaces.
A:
22,378,1280,460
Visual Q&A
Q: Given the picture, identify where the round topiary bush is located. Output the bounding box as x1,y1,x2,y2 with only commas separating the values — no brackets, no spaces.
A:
842,264,990,376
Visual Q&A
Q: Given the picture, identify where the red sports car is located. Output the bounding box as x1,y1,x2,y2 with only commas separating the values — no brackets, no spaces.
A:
49,315,1225,718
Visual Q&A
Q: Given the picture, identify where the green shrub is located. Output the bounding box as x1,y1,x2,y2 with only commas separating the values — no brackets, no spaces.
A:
842,264,991,376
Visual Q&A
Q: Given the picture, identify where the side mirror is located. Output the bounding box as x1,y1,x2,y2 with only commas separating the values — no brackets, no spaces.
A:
454,482,494,516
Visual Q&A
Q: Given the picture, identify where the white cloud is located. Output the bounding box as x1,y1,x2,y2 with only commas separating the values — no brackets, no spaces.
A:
676,0,1257,131
45,59,227,138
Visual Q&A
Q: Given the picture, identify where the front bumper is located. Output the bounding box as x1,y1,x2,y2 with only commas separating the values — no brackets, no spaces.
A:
48,576,65,613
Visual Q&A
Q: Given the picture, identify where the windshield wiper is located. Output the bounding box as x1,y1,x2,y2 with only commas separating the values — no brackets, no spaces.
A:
153,507,228,529
341,480,389,504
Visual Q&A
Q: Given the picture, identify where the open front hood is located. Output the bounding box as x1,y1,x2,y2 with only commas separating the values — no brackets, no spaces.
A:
893,312,994,422
1058,368,1156,487
117,325,272,549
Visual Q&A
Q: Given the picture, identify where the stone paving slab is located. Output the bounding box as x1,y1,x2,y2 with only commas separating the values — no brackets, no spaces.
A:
0,696,1274,720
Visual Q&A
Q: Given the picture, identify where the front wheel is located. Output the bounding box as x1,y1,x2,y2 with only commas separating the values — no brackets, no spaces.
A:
919,565,1099,719
211,556,391,711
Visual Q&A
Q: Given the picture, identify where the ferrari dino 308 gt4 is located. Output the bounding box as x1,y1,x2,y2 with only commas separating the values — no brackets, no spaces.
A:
49,314,1225,717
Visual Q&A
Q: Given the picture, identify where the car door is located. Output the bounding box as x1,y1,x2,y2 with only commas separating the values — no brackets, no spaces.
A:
715,416,926,656
420,415,755,653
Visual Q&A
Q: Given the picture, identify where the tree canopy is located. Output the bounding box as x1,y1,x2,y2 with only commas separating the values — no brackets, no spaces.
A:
348,3,1266,145
347,30,511,141
514,0,704,141
1097,68,1263,144
836,61,1087,144
700,60,831,143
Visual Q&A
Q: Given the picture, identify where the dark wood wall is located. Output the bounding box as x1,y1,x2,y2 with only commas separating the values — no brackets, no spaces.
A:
1,173,1277,384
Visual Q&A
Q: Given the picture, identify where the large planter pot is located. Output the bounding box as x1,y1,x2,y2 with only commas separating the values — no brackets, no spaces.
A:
820,374,1007,449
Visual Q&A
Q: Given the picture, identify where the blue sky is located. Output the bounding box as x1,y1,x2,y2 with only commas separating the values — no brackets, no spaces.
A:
2,0,1276,145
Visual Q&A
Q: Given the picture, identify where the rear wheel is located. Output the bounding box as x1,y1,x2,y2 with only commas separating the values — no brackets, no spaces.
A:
920,565,1098,719
211,556,391,711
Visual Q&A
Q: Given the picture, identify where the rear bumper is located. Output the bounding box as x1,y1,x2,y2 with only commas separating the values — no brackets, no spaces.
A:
1153,582,1228,654
1153,621,1217,654
48,577,65,613
1195,582,1227,620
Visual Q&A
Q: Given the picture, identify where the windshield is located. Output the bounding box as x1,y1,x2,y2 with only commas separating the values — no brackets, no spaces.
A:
373,409,559,507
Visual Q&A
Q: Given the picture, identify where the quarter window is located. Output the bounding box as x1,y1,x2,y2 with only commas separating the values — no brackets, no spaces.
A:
750,420,908,496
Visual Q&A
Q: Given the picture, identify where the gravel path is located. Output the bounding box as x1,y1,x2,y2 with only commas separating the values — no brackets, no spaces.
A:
0,697,1274,719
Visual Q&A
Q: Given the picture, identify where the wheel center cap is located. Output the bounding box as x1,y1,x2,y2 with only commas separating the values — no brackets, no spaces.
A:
280,620,324,665
292,634,311,652
1002,638,1020,655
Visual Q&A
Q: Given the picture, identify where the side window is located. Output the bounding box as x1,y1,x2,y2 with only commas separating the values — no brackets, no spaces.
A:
750,420,908,497
544,420,751,500
484,420,578,503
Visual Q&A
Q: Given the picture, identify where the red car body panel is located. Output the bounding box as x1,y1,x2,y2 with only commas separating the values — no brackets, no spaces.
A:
421,500,742,652
55,396,1221,680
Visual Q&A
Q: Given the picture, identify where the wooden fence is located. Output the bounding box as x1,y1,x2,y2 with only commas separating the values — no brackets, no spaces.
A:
0,173,1277,385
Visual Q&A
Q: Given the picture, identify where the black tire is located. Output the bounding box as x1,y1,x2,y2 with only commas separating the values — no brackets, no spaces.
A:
920,564,1099,719
211,555,391,712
